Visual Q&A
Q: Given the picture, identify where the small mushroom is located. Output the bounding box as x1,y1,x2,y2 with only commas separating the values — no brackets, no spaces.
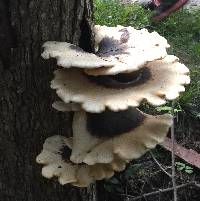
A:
51,55,190,113
36,135,126,187
41,41,113,69
84,25,170,76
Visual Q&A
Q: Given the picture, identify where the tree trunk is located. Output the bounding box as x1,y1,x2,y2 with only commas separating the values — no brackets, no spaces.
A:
0,0,97,201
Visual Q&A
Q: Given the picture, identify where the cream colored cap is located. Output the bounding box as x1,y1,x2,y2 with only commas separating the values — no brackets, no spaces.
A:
83,113,172,165
36,135,127,187
85,25,169,75
51,55,190,113
41,41,113,68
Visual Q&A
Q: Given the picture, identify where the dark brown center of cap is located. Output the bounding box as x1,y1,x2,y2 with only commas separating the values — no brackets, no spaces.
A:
97,28,129,57
86,107,145,138
60,146,72,161
86,67,151,89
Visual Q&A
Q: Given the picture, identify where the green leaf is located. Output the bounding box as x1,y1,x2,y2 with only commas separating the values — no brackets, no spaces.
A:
185,166,193,170
175,162,185,167
185,169,193,174
177,166,185,171
155,106,172,112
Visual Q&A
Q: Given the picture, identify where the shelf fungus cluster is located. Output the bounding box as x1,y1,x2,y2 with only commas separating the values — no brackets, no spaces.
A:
36,25,190,187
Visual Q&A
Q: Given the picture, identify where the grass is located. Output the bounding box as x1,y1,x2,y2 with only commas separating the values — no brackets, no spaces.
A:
94,0,151,27
94,0,200,118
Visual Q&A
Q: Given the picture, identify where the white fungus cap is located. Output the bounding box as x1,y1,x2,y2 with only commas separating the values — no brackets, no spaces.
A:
82,112,173,165
51,55,190,113
41,41,114,69
48,110,172,166
85,25,170,75
36,135,127,187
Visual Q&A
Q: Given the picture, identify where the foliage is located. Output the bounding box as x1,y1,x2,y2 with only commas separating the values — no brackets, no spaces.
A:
176,162,194,174
94,0,151,28
179,67,200,119
153,9,200,66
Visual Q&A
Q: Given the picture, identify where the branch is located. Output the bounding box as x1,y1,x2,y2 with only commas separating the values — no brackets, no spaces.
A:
170,102,177,201
162,137,200,169
150,151,172,178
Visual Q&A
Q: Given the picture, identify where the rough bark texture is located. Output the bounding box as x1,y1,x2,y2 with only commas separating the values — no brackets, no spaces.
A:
0,0,97,201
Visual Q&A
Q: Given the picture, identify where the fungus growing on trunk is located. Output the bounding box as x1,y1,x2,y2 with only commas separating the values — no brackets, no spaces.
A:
51,55,189,113
67,108,172,165
85,25,170,75
41,41,113,69
36,25,190,187
36,135,127,187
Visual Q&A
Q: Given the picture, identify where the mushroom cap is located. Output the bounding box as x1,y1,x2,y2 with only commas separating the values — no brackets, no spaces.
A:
36,135,77,185
83,113,172,165
84,25,169,76
36,135,126,187
61,109,171,165
41,41,113,69
51,55,190,113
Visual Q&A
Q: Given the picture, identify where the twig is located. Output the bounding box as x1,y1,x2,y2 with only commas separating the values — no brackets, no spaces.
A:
150,151,172,178
194,182,200,188
171,101,177,201
119,181,198,200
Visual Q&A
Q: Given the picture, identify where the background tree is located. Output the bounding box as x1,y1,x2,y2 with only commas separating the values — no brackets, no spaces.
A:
0,0,98,200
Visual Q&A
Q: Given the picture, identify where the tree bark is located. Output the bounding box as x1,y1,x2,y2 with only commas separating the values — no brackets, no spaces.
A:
0,0,97,201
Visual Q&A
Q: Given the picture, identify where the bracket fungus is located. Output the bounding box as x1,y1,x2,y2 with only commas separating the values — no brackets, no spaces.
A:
36,135,126,187
48,106,172,165
42,41,113,69
36,25,190,187
85,25,170,75
51,55,189,113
